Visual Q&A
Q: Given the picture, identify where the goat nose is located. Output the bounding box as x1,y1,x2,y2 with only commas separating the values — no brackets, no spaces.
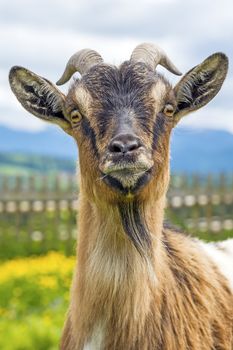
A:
108,134,142,154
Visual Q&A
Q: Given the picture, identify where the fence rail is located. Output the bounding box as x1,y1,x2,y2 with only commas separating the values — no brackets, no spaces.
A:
0,174,232,258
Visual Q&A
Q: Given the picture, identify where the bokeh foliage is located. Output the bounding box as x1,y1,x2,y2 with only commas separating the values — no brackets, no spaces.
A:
0,253,75,350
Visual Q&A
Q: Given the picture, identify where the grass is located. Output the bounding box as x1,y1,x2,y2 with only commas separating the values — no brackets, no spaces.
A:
0,253,75,350
0,210,77,260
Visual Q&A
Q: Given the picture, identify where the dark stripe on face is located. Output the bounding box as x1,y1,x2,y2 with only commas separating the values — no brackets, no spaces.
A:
118,201,151,256
152,113,166,151
95,109,111,139
130,168,153,194
102,174,129,195
81,116,99,157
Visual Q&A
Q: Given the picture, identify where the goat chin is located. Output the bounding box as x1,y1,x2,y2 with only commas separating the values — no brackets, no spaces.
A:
102,169,153,195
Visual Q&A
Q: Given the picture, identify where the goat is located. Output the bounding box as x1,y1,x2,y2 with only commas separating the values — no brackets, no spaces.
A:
9,43,233,350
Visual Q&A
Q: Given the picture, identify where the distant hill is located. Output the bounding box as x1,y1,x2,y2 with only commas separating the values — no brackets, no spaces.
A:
0,126,76,175
170,128,233,173
0,152,75,176
0,126,77,158
0,125,233,174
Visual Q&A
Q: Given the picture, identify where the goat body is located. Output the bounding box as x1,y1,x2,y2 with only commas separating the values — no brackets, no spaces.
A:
60,193,232,350
9,43,233,349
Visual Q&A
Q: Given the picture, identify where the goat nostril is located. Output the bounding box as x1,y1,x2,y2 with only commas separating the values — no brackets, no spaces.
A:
110,142,124,153
109,135,142,154
128,141,140,152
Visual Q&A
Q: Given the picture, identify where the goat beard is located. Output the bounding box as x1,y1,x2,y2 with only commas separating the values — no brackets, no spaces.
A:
118,201,152,256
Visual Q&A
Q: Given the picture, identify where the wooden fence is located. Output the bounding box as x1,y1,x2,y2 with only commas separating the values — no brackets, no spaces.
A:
0,174,232,258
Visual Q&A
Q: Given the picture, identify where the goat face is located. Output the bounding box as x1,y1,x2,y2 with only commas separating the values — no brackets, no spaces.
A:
9,44,228,200
69,62,175,196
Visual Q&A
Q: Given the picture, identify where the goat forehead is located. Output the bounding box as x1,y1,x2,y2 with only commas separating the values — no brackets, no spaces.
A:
83,62,152,87
71,63,170,115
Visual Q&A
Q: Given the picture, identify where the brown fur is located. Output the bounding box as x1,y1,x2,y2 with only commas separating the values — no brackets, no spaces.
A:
59,63,232,349
60,187,232,349
8,54,232,350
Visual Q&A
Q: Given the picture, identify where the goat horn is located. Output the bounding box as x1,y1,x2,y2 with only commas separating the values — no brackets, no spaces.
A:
130,43,182,76
56,49,103,85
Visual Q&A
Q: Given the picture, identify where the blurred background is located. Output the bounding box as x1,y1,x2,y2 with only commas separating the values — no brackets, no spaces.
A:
0,0,233,349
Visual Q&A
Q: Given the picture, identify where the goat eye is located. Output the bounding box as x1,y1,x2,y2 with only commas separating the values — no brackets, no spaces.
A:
163,104,174,117
70,110,83,123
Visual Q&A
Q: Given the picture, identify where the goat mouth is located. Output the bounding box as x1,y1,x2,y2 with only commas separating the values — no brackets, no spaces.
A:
100,163,153,195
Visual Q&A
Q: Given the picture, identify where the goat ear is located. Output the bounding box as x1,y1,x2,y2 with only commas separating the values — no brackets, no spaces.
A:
9,66,72,134
173,53,228,122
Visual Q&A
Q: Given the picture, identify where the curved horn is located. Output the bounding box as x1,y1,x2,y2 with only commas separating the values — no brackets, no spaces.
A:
56,49,103,85
130,43,182,76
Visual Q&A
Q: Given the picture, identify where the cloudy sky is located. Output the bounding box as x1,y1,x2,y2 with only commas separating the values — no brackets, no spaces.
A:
1,0,233,133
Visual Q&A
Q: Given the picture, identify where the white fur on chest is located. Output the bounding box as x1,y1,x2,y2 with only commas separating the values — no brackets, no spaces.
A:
83,325,104,350
200,238,233,290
